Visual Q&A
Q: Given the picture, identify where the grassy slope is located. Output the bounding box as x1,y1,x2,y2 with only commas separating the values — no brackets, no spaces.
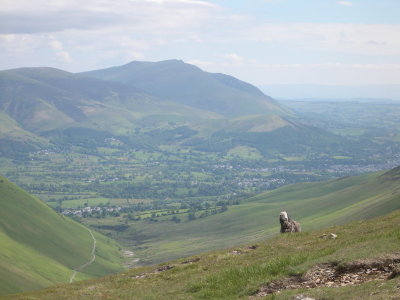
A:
0,176,124,296
0,112,45,142
0,66,344,156
105,168,400,265
6,209,400,300
0,68,222,137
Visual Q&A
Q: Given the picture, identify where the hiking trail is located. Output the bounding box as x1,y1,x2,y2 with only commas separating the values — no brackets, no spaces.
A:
69,228,96,283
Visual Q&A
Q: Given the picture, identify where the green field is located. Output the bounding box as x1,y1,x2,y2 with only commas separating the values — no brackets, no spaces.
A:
6,209,400,300
0,177,125,296
49,197,110,209
81,167,400,266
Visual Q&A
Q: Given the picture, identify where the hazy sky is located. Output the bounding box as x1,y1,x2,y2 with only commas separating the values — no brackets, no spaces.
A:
1,0,400,86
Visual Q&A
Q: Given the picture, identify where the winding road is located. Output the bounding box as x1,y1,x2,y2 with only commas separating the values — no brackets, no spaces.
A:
69,228,97,283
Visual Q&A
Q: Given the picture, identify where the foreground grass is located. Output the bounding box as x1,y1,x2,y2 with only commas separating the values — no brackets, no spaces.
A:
5,210,400,300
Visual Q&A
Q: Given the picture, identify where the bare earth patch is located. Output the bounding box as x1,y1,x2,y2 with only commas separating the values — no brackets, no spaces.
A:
122,250,140,268
129,258,202,279
250,254,400,299
181,257,201,264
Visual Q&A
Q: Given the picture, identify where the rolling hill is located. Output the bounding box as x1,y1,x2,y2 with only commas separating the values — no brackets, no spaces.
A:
81,59,288,117
5,209,400,299
0,66,225,156
0,67,221,134
86,167,400,266
0,176,124,296
78,59,352,156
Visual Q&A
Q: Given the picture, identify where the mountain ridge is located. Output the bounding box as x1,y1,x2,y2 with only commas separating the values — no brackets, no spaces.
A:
81,59,287,117
0,60,311,158
0,66,224,146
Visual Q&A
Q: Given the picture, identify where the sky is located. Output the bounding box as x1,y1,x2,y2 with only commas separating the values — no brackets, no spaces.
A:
1,0,400,90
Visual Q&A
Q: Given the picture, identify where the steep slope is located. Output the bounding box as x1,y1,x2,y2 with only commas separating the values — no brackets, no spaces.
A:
81,59,289,117
0,176,124,296
0,111,49,158
92,167,400,265
6,210,400,300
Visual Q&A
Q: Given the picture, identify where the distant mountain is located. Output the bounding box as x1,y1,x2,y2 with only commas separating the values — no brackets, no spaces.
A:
0,62,346,158
0,67,144,131
82,60,288,117
0,66,224,155
0,176,124,295
0,67,218,132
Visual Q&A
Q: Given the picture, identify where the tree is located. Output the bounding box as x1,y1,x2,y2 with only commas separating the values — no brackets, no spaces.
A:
220,205,228,213
187,212,196,221
171,216,181,223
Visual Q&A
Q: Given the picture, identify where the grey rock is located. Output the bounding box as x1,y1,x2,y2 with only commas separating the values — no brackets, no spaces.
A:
293,295,317,300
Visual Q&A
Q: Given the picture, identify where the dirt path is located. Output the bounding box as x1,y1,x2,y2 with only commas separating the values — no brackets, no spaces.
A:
250,254,400,299
69,229,97,283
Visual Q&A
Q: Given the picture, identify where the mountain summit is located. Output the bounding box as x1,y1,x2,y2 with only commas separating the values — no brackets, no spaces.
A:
81,59,287,117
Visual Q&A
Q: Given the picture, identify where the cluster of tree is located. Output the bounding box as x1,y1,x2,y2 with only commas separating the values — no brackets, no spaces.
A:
81,210,121,218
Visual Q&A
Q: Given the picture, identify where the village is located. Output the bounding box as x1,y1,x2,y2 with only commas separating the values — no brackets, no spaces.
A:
62,205,122,218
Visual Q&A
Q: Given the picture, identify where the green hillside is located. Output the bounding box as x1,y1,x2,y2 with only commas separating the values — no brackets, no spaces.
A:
81,59,288,117
0,176,124,296
0,66,226,157
84,167,400,266
5,209,400,300
0,67,219,134
0,64,350,159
